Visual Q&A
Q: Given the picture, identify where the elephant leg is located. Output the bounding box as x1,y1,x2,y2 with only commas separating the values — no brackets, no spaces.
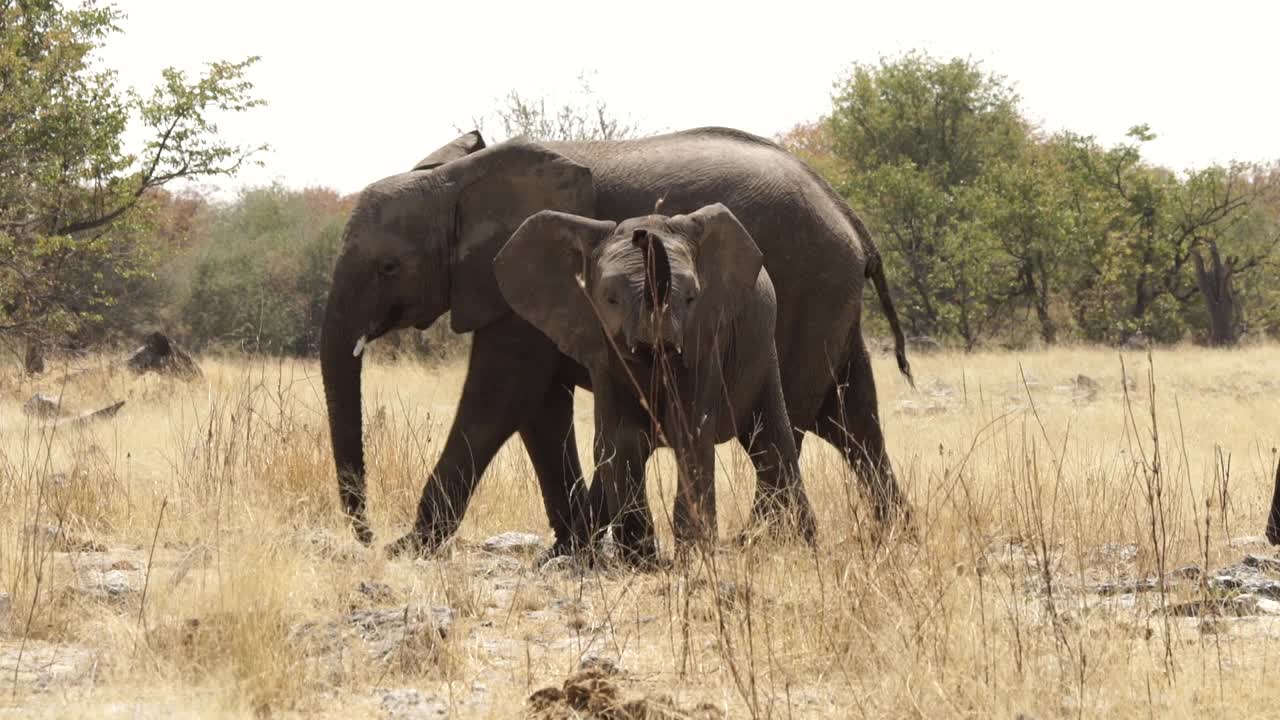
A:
1267,458,1280,546
738,362,817,544
519,376,590,558
579,452,612,551
592,382,658,565
672,421,717,553
388,317,561,557
599,435,658,565
814,333,910,528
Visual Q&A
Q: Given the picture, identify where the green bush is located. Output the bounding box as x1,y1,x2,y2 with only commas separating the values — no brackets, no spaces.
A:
175,185,347,355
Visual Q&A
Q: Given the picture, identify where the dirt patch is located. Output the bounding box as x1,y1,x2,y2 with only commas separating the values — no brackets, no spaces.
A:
0,639,98,691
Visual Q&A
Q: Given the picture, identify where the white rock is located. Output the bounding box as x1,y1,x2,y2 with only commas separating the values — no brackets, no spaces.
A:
482,531,543,555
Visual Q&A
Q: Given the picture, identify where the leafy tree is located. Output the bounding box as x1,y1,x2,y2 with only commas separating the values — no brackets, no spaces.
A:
1060,127,1276,345
777,120,848,188
966,141,1086,343
177,186,350,355
826,52,1028,347
0,0,263,369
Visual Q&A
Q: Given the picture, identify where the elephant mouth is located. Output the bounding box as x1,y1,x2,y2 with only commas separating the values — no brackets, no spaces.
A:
352,305,406,357
627,341,683,363
370,304,405,340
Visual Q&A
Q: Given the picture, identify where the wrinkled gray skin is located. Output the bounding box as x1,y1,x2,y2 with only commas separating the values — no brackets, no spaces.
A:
494,205,816,560
320,127,912,557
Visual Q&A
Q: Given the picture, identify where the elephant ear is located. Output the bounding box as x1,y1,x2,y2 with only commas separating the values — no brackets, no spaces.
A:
443,140,596,333
411,130,487,171
494,211,616,367
681,203,763,359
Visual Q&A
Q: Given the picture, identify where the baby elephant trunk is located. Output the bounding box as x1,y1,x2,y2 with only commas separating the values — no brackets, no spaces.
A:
632,229,683,353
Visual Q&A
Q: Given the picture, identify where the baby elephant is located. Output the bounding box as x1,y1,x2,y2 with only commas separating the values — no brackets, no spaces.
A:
494,203,816,562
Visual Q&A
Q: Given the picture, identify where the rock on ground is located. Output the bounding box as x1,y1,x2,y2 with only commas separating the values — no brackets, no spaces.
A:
379,688,448,719
26,524,105,553
292,605,457,673
0,640,97,691
126,332,201,380
22,394,63,419
482,532,544,555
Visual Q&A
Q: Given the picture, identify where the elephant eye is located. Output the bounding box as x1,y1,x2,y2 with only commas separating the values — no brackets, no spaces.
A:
605,294,620,306
379,257,400,277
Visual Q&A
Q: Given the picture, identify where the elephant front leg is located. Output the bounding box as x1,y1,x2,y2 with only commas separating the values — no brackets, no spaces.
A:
388,317,562,558
519,372,590,559
672,425,718,557
592,381,658,566
669,376,720,554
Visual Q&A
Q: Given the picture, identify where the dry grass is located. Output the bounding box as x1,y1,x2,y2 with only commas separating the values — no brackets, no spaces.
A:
0,343,1278,718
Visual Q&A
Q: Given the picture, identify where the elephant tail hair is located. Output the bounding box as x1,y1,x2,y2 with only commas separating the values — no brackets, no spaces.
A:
847,211,913,388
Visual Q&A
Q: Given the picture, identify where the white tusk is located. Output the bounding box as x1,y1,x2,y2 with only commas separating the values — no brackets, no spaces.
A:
352,335,368,358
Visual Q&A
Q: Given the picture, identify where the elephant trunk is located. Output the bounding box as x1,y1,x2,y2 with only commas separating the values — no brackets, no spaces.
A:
320,273,373,545
633,228,671,309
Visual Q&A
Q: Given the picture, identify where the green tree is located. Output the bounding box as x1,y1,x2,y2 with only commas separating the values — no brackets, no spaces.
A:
178,186,350,355
1060,127,1275,345
0,0,263,369
826,52,1028,347
967,141,1086,344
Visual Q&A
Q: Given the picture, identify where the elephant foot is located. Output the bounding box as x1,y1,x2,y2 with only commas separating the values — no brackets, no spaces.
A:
345,513,374,546
612,540,664,571
742,503,818,549
862,506,916,549
385,530,442,559
592,525,658,570
533,537,593,568
352,523,374,547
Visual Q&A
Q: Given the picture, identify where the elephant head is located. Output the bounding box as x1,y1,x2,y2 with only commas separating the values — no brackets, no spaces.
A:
320,131,594,543
493,203,763,370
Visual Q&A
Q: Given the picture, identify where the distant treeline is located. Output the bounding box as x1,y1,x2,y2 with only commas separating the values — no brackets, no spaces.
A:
782,53,1280,349
4,0,1276,365
122,185,464,359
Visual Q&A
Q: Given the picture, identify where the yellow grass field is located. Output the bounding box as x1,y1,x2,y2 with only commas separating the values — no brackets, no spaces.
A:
1,344,1278,718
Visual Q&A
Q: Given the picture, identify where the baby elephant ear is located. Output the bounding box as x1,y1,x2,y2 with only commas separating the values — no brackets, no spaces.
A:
680,203,763,356
494,211,617,367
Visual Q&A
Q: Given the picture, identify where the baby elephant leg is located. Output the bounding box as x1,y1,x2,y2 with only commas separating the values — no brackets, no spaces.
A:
672,425,717,554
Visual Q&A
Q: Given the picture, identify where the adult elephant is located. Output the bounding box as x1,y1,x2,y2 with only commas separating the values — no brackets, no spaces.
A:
321,127,913,557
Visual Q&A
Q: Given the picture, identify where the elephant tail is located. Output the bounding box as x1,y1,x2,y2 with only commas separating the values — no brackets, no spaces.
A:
847,211,913,388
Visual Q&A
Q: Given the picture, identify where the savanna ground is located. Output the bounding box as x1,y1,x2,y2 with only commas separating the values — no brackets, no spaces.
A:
1,343,1278,719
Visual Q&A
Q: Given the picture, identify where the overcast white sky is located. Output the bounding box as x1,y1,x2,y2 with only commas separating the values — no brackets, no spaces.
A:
101,0,1280,196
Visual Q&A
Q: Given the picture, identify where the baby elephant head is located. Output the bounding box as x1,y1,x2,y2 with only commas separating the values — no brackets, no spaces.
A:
494,203,763,369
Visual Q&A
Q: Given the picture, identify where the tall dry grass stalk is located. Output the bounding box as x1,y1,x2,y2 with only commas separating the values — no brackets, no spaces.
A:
0,343,1276,717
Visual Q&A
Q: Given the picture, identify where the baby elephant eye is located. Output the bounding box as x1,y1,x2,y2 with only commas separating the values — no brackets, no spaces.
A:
379,257,400,277
685,293,697,305
605,294,620,306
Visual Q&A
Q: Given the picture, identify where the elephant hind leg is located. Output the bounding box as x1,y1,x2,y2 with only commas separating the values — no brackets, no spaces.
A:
813,334,911,530
737,362,817,545
519,380,590,558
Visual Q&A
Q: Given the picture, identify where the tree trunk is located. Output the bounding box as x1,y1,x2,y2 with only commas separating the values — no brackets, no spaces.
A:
23,340,45,375
1191,240,1240,346
1035,298,1056,345
1034,262,1057,345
